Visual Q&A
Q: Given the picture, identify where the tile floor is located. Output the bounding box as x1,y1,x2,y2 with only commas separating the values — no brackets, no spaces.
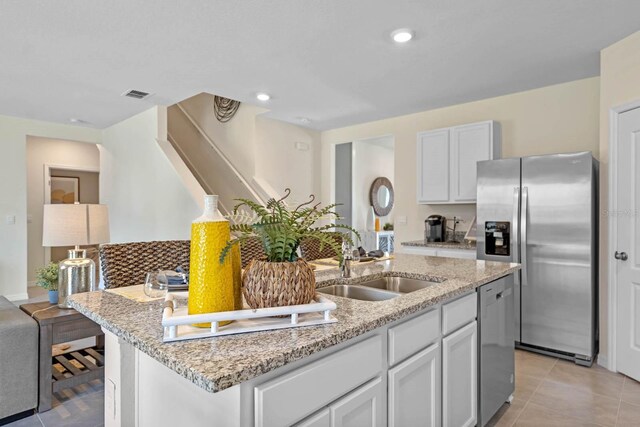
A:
488,350,640,426
4,349,638,426
6,379,104,427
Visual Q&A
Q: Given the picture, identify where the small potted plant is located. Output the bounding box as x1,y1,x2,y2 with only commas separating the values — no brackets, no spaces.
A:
35,262,59,304
221,189,358,309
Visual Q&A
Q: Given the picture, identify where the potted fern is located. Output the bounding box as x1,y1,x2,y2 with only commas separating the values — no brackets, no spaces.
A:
221,189,358,309
35,262,59,304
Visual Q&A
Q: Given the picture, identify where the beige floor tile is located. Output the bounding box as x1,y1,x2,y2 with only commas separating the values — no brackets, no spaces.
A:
546,359,625,399
515,350,558,378
515,373,543,401
616,401,640,426
514,402,604,426
487,396,528,427
529,380,620,426
621,377,640,407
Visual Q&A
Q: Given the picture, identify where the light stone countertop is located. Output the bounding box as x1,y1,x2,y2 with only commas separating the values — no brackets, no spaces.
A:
68,253,518,393
401,239,477,250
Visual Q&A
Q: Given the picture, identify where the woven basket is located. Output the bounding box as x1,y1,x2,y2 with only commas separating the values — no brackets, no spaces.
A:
242,259,316,309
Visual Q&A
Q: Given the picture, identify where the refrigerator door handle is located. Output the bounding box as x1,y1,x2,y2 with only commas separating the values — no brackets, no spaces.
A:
513,187,520,285
521,186,528,286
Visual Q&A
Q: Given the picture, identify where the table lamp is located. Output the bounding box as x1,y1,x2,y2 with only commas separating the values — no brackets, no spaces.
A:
42,204,110,308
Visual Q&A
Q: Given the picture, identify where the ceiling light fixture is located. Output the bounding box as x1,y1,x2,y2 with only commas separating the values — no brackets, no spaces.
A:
391,28,414,43
256,93,271,102
298,117,311,124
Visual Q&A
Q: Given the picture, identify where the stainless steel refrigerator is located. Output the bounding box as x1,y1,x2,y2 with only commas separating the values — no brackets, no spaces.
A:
476,151,598,365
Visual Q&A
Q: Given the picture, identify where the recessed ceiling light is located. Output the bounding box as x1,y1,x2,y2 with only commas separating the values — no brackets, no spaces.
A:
256,93,271,101
391,28,414,43
298,117,311,124
69,118,90,125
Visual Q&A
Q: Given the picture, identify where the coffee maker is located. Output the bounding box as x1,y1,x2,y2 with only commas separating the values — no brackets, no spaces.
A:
425,215,446,242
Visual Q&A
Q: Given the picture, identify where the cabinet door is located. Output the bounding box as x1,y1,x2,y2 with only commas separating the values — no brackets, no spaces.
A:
388,343,441,427
452,121,494,202
295,408,331,427
442,321,477,427
417,129,450,203
331,377,383,427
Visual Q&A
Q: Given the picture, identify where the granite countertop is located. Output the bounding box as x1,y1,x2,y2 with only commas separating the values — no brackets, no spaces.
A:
68,254,518,394
401,239,477,250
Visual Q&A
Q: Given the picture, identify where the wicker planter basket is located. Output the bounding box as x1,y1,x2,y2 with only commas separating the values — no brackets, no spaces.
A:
242,259,316,309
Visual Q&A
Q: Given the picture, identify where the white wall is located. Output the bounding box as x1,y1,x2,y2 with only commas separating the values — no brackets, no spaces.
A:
26,137,100,282
351,136,394,231
177,93,322,203
254,115,320,200
100,107,201,243
0,114,101,300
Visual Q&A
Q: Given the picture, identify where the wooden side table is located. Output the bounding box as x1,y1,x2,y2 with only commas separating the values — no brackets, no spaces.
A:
19,301,105,412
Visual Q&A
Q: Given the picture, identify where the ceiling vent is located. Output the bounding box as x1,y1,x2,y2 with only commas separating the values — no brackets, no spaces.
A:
122,89,152,100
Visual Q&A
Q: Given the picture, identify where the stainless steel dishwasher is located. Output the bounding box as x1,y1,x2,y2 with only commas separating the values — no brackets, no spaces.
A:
478,274,515,426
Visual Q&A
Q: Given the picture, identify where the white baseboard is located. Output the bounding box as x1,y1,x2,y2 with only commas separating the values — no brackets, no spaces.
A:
597,355,612,371
4,293,30,302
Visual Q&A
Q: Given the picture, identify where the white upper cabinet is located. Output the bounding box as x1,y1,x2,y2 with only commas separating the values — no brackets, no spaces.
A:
417,129,450,203
417,120,500,204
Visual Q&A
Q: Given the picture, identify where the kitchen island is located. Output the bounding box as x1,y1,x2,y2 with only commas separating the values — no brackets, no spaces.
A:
68,254,518,427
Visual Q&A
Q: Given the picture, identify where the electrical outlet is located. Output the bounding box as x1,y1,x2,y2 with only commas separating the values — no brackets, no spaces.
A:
396,215,407,225
27,214,33,224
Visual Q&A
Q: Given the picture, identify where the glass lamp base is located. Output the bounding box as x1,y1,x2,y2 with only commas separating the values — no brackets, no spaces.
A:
58,249,96,308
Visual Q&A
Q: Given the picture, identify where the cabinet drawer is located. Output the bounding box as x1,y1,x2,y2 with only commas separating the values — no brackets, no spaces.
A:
388,308,440,366
255,336,382,427
442,292,477,335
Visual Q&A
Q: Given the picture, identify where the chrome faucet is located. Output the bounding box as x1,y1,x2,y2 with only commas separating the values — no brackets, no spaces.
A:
340,241,352,278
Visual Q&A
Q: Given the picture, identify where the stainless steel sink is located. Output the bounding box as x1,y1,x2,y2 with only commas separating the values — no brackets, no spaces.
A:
317,285,401,301
357,276,444,293
317,276,446,302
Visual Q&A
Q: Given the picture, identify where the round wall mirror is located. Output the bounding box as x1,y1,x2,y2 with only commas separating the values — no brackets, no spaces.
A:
370,177,394,216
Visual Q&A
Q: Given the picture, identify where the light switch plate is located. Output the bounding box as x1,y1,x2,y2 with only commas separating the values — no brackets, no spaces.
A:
5,215,16,225
396,215,407,225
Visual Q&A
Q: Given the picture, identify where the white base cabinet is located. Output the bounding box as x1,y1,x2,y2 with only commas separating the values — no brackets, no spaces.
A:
103,283,499,427
331,377,384,427
388,342,441,427
443,321,478,427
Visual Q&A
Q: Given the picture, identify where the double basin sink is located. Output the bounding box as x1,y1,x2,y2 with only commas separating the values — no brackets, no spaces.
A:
317,276,445,302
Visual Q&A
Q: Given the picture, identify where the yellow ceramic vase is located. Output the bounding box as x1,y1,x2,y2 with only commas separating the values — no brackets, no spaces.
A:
188,195,234,327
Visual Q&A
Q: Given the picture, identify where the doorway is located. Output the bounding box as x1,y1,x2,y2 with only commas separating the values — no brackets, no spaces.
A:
609,103,640,381
334,143,353,228
26,137,100,287
45,166,100,265
331,136,395,252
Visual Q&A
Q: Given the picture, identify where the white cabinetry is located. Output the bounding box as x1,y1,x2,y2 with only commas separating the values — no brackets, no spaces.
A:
388,343,441,427
442,321,478,427
361,231,395,253
331,378,384,427
400,245,476,260
417,120,500,204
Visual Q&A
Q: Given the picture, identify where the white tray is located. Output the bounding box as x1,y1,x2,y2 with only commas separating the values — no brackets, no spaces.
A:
161,292,338,342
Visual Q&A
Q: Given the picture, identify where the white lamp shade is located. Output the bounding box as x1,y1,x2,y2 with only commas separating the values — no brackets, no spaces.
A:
42,204,110,247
